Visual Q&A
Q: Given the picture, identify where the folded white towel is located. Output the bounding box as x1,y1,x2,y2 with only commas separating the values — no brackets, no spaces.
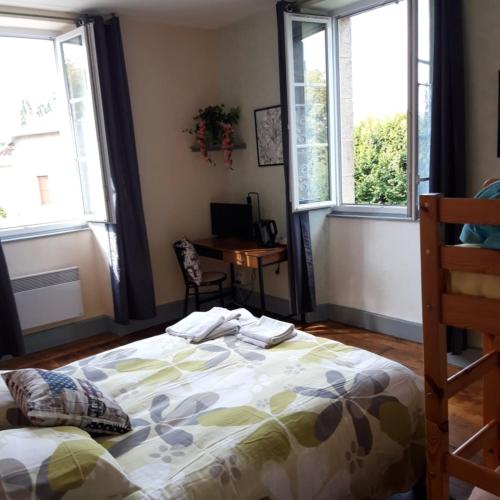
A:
231,308,259,327
166,311,225,342
239,316,295,345
237,330,296,349
200,319,240,342
208,307,242,323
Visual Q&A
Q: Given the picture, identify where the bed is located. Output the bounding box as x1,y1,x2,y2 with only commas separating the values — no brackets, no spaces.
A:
450,245,500,301
420,193,500,499
0,320,425,499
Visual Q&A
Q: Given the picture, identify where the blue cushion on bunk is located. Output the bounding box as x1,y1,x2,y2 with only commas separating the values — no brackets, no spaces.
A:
460,180,500,250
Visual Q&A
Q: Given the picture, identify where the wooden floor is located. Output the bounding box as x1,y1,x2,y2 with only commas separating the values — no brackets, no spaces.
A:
0,320,480,499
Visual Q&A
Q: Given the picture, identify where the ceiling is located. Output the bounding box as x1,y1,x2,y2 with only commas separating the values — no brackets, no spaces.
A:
0,0,276,29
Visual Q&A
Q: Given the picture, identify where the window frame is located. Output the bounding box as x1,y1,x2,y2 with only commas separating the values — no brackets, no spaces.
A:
55,24,115,224
0,27,91,241
288,0,430,220
285,12,338,212
331,0,420,219
0,20,115,240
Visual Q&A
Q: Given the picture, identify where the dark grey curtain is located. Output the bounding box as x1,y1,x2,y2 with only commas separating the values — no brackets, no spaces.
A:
430,0,467,354
276,1,317,320
80,16,157,324
0,243,25,356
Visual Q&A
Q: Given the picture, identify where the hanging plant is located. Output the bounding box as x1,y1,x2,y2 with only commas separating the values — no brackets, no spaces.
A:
184,104,240,168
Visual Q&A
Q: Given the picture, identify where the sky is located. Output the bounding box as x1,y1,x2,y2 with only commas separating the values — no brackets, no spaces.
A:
350,1,408,124
0,36,59,143
301,0,430,125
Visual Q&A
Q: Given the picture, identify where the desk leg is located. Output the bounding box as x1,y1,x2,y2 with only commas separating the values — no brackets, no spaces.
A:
258,260,266,313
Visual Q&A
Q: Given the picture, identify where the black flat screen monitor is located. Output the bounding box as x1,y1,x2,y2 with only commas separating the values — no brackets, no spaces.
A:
210,203,253,239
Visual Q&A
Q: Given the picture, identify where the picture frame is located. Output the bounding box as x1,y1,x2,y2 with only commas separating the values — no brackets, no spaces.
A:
254,105,284,167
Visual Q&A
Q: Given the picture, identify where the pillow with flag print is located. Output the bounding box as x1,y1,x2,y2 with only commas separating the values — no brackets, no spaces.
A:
2,369,131,435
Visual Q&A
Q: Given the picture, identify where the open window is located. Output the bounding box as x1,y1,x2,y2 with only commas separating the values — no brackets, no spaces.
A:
284,0,432,218
285,14,336,212
56,25,113,223
0,19,113,239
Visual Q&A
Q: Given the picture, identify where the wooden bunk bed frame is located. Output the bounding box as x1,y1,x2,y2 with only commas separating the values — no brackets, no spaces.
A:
420,192,500,499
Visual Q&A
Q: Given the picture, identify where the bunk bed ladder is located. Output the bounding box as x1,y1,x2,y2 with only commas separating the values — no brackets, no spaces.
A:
420,193,500,499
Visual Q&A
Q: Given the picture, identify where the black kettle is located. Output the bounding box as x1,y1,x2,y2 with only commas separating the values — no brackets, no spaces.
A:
254,219,278,247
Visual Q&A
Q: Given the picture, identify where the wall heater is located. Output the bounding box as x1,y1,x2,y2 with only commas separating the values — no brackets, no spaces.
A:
11,267,84,330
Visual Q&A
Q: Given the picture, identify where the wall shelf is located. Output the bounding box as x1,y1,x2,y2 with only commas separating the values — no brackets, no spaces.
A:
190,142,246,152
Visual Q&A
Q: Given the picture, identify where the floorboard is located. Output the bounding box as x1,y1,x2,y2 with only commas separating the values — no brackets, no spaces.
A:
0,319,479,499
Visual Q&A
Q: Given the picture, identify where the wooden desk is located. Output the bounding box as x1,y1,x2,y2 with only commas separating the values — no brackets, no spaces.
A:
192,237,287,313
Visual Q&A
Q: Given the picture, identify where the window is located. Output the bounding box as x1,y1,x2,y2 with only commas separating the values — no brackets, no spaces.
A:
285,15,335,211
285,0,432,218
0,21,113,238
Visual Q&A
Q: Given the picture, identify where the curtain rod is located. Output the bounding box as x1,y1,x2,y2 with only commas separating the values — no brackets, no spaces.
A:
0,10,77,22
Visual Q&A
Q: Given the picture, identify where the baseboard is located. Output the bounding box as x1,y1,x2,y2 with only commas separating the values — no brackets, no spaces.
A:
23,315,111,354
242,291,290,317
328,304,423,343
23,298,189,354
22,290,237,354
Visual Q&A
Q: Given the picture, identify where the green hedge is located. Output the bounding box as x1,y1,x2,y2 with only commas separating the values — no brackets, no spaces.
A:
354,113,408,205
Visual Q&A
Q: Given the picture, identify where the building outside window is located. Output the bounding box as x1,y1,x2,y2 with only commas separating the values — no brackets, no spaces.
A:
37,175,51,205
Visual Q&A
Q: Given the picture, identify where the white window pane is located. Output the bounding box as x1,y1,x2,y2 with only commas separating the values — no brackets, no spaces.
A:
297,146,330,203
418,0,431,62
418,84,431,180
338,2,408,206
288,17,332,209
418,61,430,85
0,36,84,230
418,179,430,198
57,27,110,223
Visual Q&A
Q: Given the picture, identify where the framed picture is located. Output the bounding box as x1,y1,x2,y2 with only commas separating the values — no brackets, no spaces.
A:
254,105,284,167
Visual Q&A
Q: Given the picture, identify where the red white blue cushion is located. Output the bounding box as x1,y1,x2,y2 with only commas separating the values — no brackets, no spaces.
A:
2,369,131,435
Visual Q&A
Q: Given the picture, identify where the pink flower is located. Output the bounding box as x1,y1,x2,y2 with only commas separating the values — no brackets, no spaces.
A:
220,122,234,168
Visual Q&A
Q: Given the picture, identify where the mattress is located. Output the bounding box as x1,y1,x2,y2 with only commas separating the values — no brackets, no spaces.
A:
57,329,425,500
449,244,500,300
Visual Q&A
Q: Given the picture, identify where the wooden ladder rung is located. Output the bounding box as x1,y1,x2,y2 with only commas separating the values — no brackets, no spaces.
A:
453,420,498,459
447,454,500,497
440,198,500,225
441,245,500,276
442,293,500,335
447,351,500,398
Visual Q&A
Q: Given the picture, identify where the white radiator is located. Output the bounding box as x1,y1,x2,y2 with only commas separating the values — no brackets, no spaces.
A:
11,267,84,330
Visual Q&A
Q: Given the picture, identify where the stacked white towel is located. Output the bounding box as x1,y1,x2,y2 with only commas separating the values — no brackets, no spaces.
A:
237,316,296,349
166,307,241,343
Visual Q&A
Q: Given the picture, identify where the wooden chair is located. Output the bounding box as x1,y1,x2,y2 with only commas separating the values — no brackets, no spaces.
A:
173,241,227,316
420,191,500,499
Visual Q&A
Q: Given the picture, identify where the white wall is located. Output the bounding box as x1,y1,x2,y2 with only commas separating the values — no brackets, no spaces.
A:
3,230,112,326
216,9,289,301
463,0,500,193
120,17,228,307
328,218,422,322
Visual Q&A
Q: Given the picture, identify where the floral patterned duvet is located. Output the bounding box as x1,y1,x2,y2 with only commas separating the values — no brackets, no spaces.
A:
59,328,425,500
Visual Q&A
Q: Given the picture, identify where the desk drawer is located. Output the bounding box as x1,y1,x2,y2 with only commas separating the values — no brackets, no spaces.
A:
224,251,258,269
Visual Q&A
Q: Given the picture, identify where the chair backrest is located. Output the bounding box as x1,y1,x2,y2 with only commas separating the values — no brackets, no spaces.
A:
173,238,202,286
